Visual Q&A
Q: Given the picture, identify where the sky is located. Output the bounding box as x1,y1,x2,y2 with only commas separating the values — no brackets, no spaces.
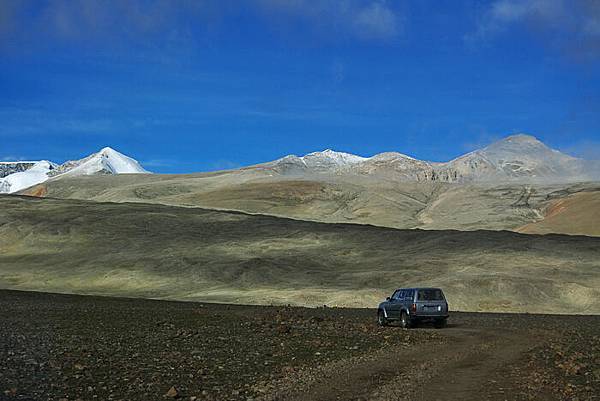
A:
1,0,600,173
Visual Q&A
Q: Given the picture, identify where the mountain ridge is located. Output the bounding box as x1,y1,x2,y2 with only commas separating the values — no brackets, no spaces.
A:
3,134,599,192
254,134,599,183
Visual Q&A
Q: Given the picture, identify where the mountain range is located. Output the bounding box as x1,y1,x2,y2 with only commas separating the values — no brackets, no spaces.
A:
256,134,600,183
6,133,600,237
3,134,599,194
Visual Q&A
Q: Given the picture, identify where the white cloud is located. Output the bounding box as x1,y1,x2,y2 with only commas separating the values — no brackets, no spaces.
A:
468,0,600,60
0,0,402,50
561,139,600,160
254,0,402,41
489,0,564,23
352,2,398,39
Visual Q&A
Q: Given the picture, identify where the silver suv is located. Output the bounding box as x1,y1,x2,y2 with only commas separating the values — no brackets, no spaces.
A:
377,288,449,328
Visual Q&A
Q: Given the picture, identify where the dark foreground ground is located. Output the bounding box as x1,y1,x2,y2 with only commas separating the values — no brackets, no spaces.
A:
0,290,599,401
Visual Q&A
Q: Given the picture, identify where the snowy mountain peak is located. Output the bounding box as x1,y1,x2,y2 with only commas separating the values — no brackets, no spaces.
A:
99,146,118,155
59,147,150,177
370,152,418,161
0,147,150,194
301,149,369,166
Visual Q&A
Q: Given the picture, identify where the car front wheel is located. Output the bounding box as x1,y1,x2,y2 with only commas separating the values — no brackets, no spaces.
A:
377,310,388,327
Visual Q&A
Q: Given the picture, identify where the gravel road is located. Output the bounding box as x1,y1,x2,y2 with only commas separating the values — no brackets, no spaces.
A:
1,290,598,401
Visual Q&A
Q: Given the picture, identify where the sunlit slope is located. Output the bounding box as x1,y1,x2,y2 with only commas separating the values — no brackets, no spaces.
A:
21,172,600,235
518,191,600,236
2,195,600,314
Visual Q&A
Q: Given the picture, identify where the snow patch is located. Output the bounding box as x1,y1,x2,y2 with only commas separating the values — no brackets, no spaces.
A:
301,149,369,166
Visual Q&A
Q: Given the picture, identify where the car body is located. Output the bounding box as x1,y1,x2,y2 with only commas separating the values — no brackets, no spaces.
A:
377,287,449,328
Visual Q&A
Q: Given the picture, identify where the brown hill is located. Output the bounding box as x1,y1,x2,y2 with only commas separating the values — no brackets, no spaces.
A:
518,191,600,236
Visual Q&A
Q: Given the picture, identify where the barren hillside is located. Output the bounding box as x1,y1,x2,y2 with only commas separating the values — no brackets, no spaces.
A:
2,195,599,314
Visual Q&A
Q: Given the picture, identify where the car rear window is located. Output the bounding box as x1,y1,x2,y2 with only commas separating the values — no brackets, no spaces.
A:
417,289,444,301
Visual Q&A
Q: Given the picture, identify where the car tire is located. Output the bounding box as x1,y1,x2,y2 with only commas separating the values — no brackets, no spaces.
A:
400,311,411,329
377,310,388,327
434,318,447,329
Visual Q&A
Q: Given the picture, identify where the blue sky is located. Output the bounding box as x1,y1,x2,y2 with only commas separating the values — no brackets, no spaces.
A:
1,0,600,173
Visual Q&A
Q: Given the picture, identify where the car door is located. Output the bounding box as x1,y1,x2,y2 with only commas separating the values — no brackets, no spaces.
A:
388,289,404,319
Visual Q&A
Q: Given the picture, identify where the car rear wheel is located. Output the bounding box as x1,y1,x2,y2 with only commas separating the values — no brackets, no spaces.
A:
377,310,388,327
434,318,447,329
400,311,411,329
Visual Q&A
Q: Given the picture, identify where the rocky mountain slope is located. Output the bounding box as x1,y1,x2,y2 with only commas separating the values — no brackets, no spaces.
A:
253,134,600,183
0,161,38,178
0,147,149,194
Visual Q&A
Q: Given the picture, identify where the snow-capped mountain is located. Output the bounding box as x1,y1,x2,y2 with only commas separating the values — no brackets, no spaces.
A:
0,147,149,194
1,135,598,194
256,149,368,174
302,149,368,168
50,147,149,177
256,134,600,183
0,161,56,193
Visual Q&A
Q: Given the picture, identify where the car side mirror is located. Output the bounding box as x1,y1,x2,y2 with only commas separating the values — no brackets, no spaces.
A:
386,297,391,301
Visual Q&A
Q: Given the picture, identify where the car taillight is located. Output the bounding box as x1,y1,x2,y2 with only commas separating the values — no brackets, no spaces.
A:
411,303,417,313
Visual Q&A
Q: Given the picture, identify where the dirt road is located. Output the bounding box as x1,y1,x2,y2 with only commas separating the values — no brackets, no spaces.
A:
274,325,540,401
1,290,598,401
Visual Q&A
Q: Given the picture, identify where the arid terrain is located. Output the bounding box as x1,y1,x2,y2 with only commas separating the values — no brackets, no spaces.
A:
21,171,600,237
2,195,600,314
1,290,599,401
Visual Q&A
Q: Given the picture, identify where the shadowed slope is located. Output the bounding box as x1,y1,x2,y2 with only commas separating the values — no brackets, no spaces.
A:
1,195,599,313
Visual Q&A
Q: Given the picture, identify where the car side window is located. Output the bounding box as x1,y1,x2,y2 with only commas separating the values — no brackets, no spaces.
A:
393,290,403,300
390,290,399,300
405,290,414,301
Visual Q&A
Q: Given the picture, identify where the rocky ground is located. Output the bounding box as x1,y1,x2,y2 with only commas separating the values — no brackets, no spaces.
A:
0,290,599,401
